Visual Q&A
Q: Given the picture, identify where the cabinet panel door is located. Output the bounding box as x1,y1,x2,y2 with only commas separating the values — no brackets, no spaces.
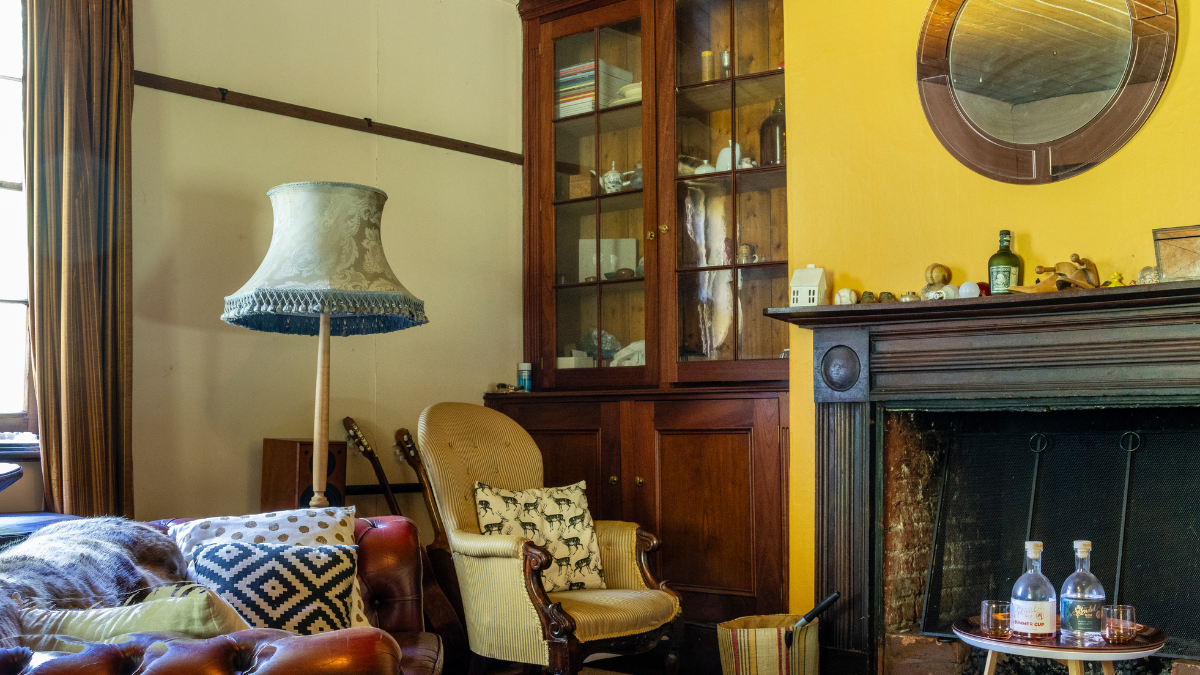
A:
487,401,623,521
631,397,785,623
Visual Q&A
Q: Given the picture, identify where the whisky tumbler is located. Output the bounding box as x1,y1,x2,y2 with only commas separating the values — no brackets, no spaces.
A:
1102,605,1137,644
981,600,1011,638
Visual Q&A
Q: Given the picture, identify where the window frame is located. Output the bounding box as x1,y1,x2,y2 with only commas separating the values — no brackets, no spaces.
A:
0,0,34,436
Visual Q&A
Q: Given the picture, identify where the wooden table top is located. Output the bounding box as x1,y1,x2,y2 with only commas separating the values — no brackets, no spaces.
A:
953,617,1165,661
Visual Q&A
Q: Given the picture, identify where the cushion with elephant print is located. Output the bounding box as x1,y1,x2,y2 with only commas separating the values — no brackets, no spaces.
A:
474,481,605,592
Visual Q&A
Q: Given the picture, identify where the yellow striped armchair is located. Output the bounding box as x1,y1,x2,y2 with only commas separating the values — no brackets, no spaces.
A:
414,402,681,675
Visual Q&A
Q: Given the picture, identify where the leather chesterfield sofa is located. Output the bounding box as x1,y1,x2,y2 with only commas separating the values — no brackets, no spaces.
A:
0,516,443,675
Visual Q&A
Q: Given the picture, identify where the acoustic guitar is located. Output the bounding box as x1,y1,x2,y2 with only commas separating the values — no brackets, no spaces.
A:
342,417,469,671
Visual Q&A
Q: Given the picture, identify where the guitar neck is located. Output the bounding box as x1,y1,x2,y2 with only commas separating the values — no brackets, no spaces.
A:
342,417,402,517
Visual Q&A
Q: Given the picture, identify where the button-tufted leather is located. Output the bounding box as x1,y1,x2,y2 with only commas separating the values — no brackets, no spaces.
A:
0,627,432,675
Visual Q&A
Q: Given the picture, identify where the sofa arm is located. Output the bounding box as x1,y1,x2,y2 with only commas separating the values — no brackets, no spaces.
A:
448,529,527,559
12,627,424,675
356,516,424,637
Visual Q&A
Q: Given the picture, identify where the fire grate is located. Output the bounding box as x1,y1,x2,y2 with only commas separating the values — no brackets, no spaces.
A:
919,408,1200,659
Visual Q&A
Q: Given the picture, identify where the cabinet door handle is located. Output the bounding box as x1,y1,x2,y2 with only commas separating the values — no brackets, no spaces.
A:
659,223,669,233
635,476,645,486
646,231,655,240
608,475,619,485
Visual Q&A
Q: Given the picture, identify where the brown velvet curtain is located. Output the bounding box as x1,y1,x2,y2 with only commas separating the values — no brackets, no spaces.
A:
25,0,134,516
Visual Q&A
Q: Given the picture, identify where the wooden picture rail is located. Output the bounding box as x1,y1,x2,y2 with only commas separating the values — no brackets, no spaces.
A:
134,71,524,166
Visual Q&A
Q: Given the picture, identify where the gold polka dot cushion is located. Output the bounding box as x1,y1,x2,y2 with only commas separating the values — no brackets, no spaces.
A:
169,507,368,627
475,481,605,592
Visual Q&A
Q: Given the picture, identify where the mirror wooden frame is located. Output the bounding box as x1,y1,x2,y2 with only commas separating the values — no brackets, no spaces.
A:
916,0,1177,185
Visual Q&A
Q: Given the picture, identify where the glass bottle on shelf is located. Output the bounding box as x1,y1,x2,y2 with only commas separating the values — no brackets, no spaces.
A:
1060,540,1105,640
1010,541,1057,642
988,229,1023,295
759,97,785,166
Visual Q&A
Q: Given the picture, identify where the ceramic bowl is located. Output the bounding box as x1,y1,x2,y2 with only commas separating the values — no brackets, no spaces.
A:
617,82,642,98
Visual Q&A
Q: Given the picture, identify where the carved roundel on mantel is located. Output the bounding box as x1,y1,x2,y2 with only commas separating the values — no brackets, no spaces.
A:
916,0,1177,184
821,345,861,392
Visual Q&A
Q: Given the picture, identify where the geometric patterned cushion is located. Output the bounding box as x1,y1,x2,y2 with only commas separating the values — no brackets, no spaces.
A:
474,480,605,593
169,507,368,627
192,542,357,635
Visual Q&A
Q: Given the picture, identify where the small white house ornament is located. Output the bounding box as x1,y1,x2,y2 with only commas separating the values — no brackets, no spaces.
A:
790,264,829,307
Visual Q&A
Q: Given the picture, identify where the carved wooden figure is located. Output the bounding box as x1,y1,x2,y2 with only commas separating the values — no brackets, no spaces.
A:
1009,254,1099,293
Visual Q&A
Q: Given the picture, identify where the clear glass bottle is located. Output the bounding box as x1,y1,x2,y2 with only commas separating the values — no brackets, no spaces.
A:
988,230,1023,295
1060,540,1105,639
1011,541,1057,641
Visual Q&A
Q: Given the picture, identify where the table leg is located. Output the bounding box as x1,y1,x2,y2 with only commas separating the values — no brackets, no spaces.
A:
983,650,1000,675
1067,661,1084,675
1101,663,1116,675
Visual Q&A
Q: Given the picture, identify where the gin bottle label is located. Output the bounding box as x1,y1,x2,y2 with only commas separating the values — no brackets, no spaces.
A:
1061,599,1103,632
990,266,1019,294
1012,600,1056,635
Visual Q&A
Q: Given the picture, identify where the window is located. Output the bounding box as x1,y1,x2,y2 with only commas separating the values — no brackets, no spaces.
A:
0,0,33,437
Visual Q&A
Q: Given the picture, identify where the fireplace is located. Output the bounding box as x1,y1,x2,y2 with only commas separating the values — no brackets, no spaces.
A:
768,281,1200,674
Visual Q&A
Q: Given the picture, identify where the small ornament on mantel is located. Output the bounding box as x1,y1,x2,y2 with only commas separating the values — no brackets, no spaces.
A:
859,291,879,304
1107,272,1125,287
900,291,921,302
921,263,952,299
878,291,898,303
1137,266,1160,285
1009,253,1099,294
833,288,858,305
789,264,829,307
959,281,981,298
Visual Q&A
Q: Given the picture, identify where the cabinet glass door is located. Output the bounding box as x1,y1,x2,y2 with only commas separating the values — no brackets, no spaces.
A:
548,7,652,384
672,0,786,380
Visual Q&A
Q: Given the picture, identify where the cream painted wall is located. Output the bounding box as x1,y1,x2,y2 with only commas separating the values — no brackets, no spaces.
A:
785,0,1197,613
132,0,524,533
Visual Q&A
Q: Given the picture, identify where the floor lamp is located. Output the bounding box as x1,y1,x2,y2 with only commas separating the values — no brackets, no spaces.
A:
222,181,427,507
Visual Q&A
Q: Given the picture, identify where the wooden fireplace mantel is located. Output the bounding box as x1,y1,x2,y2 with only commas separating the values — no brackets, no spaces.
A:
767,280,1200,674
765,279,1200,329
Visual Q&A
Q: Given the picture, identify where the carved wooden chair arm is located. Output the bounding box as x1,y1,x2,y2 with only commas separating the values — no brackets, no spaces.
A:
635,528,680,600
520,541,578,642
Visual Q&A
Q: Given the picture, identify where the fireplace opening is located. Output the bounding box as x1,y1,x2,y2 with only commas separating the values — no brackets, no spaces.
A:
882,406,1200,660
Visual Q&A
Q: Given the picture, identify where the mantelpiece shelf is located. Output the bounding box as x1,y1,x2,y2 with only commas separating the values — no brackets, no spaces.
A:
765,280,1200,328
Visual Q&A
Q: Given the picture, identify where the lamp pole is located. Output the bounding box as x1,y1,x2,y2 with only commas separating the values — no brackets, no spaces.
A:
310,312,331,507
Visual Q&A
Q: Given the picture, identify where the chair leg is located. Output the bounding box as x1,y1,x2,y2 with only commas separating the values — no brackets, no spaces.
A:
663,647,681,675
662,617,683,675
468,653,489,675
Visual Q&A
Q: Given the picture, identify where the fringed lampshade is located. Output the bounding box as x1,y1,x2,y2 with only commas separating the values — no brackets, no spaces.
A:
222,181,427,507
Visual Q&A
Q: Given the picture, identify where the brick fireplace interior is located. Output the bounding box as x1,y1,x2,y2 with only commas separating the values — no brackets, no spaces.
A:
882,407,1200,674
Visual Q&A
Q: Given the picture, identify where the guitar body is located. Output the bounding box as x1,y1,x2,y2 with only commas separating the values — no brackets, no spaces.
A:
343,418,470,672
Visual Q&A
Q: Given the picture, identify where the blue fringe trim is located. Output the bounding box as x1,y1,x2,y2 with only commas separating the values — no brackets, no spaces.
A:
222,289,427,336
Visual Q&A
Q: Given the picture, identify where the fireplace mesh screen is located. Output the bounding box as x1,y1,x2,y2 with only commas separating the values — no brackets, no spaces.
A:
919,408,1200,659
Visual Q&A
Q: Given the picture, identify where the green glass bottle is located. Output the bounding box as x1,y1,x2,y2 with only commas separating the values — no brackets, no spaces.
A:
988,230,1023,295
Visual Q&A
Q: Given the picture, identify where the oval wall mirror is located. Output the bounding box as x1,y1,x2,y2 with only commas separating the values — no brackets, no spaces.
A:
917,0,1176,184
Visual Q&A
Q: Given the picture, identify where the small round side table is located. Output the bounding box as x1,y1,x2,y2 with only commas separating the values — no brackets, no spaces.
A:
952,617,1165,675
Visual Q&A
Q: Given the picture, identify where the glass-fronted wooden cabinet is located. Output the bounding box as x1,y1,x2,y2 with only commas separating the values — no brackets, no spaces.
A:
517,1,788,671
526,0,786,390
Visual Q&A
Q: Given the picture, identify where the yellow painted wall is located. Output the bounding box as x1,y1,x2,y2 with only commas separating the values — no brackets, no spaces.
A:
784,0,1196,612
132,0,523,530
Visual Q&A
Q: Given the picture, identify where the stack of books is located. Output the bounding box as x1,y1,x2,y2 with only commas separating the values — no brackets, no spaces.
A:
555,60,634,118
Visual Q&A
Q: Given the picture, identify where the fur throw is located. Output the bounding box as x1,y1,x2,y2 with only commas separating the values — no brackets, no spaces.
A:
0,518,187,648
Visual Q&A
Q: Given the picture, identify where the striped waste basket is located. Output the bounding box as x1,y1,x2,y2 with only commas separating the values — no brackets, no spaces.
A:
717,615,819,675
